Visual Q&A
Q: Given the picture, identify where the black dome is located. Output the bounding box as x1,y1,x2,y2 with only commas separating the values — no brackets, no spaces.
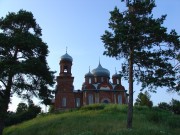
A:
61,53,73,61
85,71,94,77
92,63,110,77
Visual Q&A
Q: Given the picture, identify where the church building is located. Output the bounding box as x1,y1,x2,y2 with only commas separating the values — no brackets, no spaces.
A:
54,52,128,110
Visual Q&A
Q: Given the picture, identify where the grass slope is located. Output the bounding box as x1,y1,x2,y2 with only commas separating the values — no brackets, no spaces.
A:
3,104,180,135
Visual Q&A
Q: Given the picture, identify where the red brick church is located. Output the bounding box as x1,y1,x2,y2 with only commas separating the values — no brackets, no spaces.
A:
54,52,128,110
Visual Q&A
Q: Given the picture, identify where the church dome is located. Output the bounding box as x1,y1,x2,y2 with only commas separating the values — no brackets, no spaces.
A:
112,73,122,78
85,71,94,77
61,52,73,61
92,63,110,77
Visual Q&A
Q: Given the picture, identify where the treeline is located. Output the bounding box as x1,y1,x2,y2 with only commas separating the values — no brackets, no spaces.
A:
134,91,180,115
158,99,180,115
5,101,41,126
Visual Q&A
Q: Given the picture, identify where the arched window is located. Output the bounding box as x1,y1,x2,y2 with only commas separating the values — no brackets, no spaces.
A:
62,97,66,107
89,78,92,84
95,77,97,83
88,94,93,105
118,95,122,104
107,78,109,83
117,79,120,84
76,98,80,107
63,66,68,73
101,77,103,82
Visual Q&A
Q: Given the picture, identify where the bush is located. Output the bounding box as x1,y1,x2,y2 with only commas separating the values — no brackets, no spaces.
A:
104,104,127,113
5,103,41,126
170,99,180,114
134,105,149,112
166,116,180,128
134,91,153,108
146,111,164,123
157,99,180,115
80,104,105,111
158,102,171,111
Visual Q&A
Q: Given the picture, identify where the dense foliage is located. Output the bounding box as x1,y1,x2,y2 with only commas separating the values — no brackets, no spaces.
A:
134,91,153,108
5,102,41,126
158,99,180,115
0,10,55,135
101,0,180,128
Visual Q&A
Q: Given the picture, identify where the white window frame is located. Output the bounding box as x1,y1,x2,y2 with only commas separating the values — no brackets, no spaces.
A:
88,94,93,104
62,97,67,107
117,79,120,84
101,77,103,82
118,95,122,104
89,78,92,84
76,98,80,107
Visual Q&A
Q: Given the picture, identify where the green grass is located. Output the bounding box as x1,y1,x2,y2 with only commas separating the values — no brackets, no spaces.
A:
3,104,180,135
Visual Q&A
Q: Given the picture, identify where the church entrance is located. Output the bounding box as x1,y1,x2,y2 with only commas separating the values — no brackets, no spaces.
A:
101,98,110,104
103,100,109,104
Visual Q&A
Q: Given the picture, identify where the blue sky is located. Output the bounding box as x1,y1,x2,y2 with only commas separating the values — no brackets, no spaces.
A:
0,0,179,111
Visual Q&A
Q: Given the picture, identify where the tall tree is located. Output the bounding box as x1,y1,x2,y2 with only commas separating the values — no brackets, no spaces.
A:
0,10,55,135
134,91,153,108
101,0,180,129
16,102,28,114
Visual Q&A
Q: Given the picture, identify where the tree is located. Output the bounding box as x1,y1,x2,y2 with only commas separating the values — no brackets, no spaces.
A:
158,102,171,111
134,91,153,108
5,102,41,126
101,0,180,129
158,99,180,114
170,99,180,114
0,10,55,135
16,102,28,114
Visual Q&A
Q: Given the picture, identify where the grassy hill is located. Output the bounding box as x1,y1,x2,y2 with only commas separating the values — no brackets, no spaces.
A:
3,104,180,135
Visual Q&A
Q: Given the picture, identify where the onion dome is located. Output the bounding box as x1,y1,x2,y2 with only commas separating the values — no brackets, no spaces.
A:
112,72,119,78
92,62,110,77
112,68,120,78
61,52,73,61
85,71,94,77
85,72,93,77
85,67,94,77
112,73,122,79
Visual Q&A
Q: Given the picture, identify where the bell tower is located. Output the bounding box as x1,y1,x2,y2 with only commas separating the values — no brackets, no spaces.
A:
55,51,75,109
59,54,72,77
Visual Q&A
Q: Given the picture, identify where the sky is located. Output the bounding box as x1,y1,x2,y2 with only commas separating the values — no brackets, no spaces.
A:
0,0,179,112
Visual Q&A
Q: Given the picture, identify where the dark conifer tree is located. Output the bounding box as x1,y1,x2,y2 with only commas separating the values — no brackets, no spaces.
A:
0,10,55,135
101,0,180,128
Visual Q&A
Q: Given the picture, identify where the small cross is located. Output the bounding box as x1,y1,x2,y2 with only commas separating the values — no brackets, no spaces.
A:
66,46,68,53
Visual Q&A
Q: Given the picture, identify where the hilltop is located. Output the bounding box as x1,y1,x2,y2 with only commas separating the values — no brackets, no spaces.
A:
3,104,180,135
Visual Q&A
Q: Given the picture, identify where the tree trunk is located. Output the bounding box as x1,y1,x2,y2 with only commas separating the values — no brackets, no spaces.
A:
0,118,4,135
0,74,13,135
127,48,134,129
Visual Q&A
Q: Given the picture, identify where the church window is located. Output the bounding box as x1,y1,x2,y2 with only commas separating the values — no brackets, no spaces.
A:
88,94,93,104
95,77,97,83
63,66,68,73
76,98,80,107
118,95,122,104
62,97,67,107
89,78,92,84
117,79,120,84
101,77,103,82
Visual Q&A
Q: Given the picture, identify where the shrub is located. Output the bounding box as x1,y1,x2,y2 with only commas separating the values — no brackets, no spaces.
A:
5,103,41,126
134,105,149,112
104,104,127,113
146,111,164,123
166,116,180,128
158,102,171,111
80,104,105,111
170,99,180,114
134,91,153,108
